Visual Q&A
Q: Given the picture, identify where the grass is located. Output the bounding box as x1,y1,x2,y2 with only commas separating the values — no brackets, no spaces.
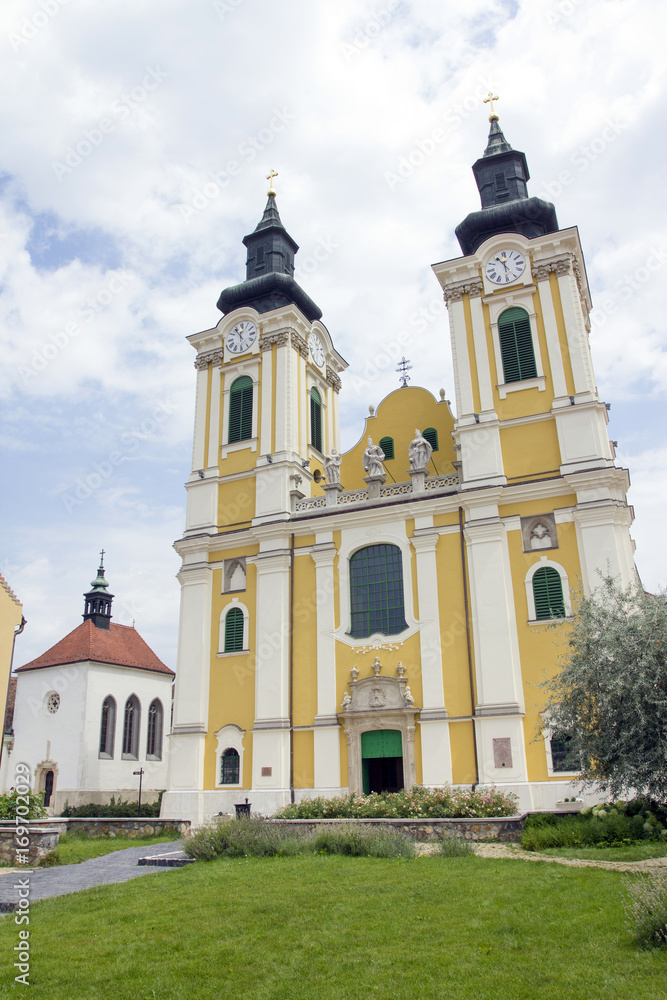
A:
38,832,179,867
540,843,667,863
0,855,665,999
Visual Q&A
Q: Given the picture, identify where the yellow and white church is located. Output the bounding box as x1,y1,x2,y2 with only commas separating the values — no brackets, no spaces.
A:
161,112,637,824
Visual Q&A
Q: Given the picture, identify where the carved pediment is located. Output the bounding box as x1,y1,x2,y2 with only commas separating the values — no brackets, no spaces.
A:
340,659,418,713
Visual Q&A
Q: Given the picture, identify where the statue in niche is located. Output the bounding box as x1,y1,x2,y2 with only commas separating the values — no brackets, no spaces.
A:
341,692,352,710
323,448,342,484
403,685,414,706
408,429,433,472
362,437,385,477
530,523,552,549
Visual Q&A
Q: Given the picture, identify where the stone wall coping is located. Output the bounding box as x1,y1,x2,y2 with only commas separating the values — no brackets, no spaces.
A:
0,825,61,833
267,814,528,825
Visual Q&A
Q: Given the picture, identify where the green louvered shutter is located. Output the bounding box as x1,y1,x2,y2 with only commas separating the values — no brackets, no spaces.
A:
532,567,565,620
310,387,322,452
498,307,537,383
423,427,438,451
229,376,253,443
224,607,245,652
379,436,394,460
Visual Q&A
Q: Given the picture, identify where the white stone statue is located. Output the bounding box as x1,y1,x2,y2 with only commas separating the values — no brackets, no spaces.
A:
404,684,414,706
409,429,433,472
362,437,385,477
323,448,342,484
341,691,352,710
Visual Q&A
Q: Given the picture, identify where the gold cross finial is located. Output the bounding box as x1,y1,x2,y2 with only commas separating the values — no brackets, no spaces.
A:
484,91,500,121
266,168,278,196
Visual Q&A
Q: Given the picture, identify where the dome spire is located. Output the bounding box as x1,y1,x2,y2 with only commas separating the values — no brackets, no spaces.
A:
83,551,114,630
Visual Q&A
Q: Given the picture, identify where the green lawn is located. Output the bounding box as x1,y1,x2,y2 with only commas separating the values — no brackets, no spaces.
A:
41,833,179,866
540,843,667,863
0,855,665,999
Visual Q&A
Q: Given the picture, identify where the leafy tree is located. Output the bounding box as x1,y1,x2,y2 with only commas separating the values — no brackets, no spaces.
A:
541,576,667,801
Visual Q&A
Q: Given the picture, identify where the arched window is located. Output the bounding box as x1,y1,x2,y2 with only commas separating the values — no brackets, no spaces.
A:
532,567,566,620
224,607,245,652
220,747,240,784
146,699,163,760
379,436,394,460
228,375,253,443
498,307,537,383
422,428,438,451
349,544,408,638
122,695,140,759
99,696,116,758
310,387,322,452
550,732,573,772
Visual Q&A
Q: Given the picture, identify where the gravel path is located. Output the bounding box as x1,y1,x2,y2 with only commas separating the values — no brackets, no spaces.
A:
471,842,667,872
0,840,183,907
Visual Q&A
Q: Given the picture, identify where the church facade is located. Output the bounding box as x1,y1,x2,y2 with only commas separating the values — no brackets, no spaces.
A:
162,116,637,824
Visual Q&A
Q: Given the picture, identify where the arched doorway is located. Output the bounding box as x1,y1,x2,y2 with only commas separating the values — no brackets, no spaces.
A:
361,730,404,794
43,770,54,807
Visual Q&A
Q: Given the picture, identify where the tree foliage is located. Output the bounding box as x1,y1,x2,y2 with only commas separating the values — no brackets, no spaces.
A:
542,577,667,801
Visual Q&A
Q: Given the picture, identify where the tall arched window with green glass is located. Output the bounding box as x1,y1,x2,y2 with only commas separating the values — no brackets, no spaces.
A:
532,566,565,620
224,607,245,652
349,544,408,638
498,307,537,383
310,386,322,452
228,375,253,443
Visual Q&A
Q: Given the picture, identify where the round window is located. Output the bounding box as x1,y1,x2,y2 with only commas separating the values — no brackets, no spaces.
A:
46,692,60,714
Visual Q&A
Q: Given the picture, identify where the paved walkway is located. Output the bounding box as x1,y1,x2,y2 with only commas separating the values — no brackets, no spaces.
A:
0,841,183,908
471,842,667,872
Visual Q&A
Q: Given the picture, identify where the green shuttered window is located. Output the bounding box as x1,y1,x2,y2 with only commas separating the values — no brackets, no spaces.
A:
229,375,253,443
498,307,537,383
349,544,408,638
532,567,566,620
224,607,245,652
423,427,438,451
310,387,322,452
379,436,394,460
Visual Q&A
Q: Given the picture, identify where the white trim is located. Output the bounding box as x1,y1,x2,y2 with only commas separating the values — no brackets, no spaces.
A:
498,376,546,399
218,598,249,653
524,556,572,621
214,724,245,788
540,717,580,778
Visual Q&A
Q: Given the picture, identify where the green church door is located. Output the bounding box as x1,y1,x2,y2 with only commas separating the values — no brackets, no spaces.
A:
361,730,404,794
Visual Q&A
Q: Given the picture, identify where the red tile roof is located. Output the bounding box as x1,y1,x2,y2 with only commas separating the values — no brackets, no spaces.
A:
16,621,174,676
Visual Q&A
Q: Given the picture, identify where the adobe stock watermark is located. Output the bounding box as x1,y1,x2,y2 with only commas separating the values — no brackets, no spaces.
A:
340,0,402,63
59,398,177,513
545,0,584,26
17,269,135,384
537,117,629,202
8,0,70,53
212,0,244,17
384,77,499,190
12,762,34,986
178,108,295,222
294,233,340,280
52,66,168,181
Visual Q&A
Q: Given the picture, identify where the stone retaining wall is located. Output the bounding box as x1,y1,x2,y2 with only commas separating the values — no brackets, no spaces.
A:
57,818,190,838
268,815,527,842
0,826,60,865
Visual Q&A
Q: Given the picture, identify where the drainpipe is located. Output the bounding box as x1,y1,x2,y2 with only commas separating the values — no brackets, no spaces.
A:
0,616,26,771
289,534,295,804
458,508,479,790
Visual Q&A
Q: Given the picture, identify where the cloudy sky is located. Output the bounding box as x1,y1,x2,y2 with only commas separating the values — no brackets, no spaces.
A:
1,0,665,667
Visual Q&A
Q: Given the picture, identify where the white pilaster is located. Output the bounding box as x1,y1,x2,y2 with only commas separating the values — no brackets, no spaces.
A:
191,366,209,472
447,297,475,418
259,347,273,455
535,274,568,399
206,366,221,469
468,291,495,413
557,270,595,395
253,547,291,725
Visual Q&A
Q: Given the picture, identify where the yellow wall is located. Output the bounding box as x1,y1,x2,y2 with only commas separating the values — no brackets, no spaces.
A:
0,577,23,738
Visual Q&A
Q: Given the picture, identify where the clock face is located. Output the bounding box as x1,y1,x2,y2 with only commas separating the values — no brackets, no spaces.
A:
308,333,325,367
485,249,526,285
226,321,257,354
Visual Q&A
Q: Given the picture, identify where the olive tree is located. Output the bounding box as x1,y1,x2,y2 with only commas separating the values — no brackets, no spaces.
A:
541,576,667,801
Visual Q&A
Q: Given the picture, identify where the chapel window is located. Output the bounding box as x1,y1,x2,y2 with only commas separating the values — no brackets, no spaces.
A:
122,695,140,759
146,699,163,760
498,306,538,383
310,387,323,453
224,607,245,653
550,731,574,772
532,566,566,620
220,747,240,784
99,696,116,758
349,544,408,639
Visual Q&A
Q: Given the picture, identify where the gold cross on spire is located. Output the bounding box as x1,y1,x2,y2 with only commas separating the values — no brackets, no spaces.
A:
484,91,500,121
266,168,278,196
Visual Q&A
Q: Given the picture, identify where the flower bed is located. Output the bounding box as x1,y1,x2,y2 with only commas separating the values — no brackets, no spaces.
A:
275,785,518,820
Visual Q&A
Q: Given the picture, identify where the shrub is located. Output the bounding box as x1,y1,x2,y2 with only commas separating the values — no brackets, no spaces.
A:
184,817,303,860
275,785,518,820
521,798,667,852
0,789,47,820
309,825,414,858
624,872,667,948
61,793,164,818
435,834,475,858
